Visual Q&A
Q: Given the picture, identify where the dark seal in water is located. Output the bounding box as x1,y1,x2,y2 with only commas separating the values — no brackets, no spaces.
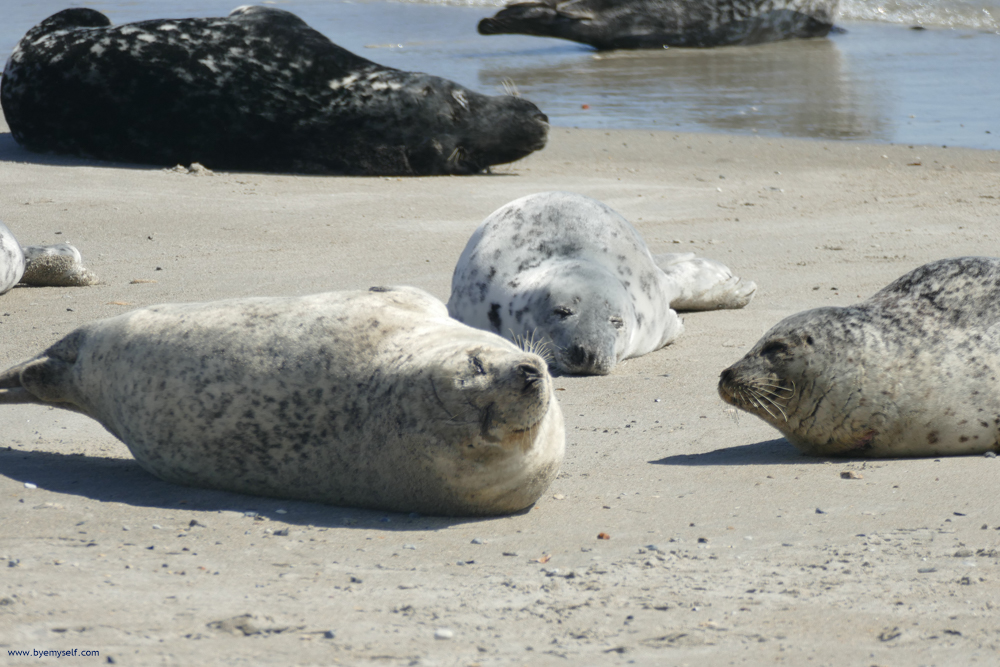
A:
478,0,838,49
1,6,549,175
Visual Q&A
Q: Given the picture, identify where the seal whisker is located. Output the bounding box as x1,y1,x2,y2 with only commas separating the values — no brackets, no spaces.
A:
501,77,520,98
745,387,787,422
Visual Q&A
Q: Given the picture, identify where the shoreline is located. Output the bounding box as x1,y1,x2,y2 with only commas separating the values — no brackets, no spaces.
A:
2,125,1000,664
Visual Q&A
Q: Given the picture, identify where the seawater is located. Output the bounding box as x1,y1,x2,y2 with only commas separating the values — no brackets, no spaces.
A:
3,0,998,150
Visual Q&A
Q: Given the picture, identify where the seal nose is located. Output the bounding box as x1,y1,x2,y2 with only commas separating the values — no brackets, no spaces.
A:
719,367,735,386
517,362,543,388
564,344,609,375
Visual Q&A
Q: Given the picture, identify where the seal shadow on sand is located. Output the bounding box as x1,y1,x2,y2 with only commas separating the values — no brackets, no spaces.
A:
0,132,524,176
651,438,829,466
0,132,134,169
0,448,504,530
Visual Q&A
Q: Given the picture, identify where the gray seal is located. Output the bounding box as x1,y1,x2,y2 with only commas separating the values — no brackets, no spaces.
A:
719,257,1000,457
0,286,565,516
0,223,25,295
2,6,549,175
478,0,838,49
447,192,756,375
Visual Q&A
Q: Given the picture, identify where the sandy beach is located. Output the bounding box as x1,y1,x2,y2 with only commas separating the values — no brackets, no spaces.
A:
2,116,1000,666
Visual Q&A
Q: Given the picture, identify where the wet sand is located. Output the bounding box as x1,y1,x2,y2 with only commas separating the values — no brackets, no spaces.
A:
1,115,999,664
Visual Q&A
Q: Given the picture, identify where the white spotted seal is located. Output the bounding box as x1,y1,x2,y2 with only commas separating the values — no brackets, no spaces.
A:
0,224,98,291
479,0,838,49
0,223,25,295
447,192,756,375
0,286,565,516
719,257,1000,458
1,6,549,175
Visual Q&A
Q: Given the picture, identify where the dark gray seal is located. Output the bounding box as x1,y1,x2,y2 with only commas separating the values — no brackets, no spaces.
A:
478,0,839,49
447,192,756,375
719,257,1000,457
1,6,549,175
0,286,565,516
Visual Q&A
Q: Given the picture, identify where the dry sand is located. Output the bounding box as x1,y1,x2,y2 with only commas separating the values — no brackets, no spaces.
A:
1,118,999,666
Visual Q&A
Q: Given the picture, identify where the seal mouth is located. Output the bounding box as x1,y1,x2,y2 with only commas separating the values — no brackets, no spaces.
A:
718,366,795,423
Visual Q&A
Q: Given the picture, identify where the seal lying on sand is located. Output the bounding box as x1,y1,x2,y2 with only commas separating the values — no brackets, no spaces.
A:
478,0,838,49
0,286,565,515
2,6,549,175
719,257,1000,457
0,223,98,292
447,192,756,375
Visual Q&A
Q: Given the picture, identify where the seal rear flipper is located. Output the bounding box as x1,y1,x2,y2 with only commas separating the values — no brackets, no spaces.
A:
0,356,82,409
656,255,756,311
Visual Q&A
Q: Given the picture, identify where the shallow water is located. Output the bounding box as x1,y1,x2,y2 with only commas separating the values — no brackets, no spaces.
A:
2,0,998,150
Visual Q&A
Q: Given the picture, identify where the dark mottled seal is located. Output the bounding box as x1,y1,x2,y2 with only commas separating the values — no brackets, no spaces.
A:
479,0,838,49
0,286,565,515
447,192,756,375
1,6,549,175
719,257,1000,457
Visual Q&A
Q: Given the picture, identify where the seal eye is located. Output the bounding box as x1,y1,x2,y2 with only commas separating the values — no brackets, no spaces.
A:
470,356,486,375
610,316,624,330
553,306,573,319
760,341,789,357
805,335,815,345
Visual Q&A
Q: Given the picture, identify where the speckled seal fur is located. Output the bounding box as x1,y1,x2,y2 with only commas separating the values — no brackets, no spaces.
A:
447,192,756,375
0,223,26,295
1,6,549,175
719,257,1000,458
0,286,565,515
478,0,839,50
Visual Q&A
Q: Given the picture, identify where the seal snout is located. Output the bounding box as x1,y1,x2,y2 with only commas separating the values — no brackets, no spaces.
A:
561,343,611,376
517,361,543,384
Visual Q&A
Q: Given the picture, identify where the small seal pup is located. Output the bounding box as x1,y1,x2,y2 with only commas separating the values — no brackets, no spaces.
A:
479,0,838,49
0,286,565,516
1,6,549,175
719,257,1000,457
0,223,98,292
447,192,756,375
